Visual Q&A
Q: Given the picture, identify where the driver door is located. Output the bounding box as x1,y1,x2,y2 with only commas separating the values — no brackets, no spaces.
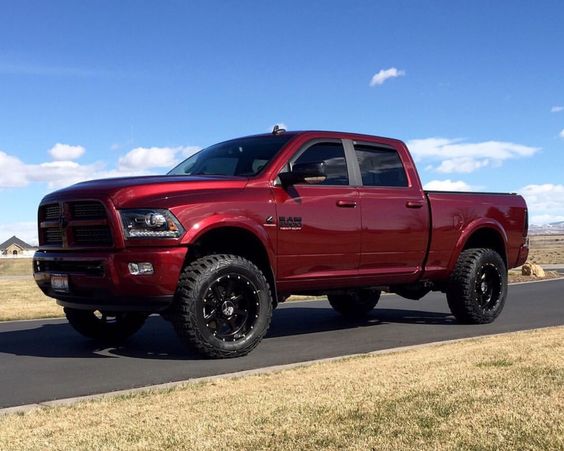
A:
272,140,361,291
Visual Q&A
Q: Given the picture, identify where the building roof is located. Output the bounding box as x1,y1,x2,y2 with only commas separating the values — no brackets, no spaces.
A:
0,236,36,250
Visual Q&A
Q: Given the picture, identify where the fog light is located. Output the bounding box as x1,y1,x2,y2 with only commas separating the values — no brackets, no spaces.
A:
128,262,154,275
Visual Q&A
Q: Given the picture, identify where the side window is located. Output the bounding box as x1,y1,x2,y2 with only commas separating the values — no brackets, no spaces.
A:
293,142,349,185
354,145,408,187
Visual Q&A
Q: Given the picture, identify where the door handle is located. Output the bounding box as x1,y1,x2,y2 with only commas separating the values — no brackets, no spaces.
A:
336,200,357,208
406,200,425,209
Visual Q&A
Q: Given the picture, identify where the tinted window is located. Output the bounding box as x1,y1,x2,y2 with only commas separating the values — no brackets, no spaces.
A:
293,142,349,185
168,135,293,177
355,145,408,187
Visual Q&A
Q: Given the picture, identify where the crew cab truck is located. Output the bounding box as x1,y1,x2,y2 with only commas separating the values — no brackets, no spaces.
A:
33,130,529,358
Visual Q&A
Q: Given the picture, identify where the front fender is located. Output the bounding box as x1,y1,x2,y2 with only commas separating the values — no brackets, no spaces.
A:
181,215,276,270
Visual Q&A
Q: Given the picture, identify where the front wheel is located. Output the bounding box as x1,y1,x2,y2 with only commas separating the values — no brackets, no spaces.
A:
171,254,273,358
447,248,507,324
328,289,381,319
64,308,148,342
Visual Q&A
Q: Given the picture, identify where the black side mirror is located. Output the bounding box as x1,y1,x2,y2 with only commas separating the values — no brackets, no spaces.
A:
279,161,327,186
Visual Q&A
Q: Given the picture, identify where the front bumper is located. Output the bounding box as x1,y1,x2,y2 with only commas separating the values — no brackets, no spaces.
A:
33,247,188,312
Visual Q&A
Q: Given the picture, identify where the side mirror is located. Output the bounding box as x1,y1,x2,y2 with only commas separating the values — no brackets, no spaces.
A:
279,161,327,186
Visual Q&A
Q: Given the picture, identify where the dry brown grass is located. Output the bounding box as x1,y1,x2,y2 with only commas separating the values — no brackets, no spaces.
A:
0,327,562,450
528,235,564,264
508,270,562,283
0,280,62,321
0,258,33,276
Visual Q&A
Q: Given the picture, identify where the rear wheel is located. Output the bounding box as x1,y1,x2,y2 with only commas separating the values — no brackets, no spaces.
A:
447,248,507,324
64,308,148,342
328,289,381,319
171,254,273,358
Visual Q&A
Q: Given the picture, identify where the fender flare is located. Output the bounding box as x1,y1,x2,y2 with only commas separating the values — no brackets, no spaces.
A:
181,216,276,273
447,218,508,273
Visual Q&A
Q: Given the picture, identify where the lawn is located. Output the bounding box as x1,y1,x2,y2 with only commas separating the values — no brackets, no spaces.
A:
0,259,33,276
0,326,562,450
0,280,62,321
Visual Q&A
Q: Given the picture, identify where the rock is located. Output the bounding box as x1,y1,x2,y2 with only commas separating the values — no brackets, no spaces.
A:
521,262,546,277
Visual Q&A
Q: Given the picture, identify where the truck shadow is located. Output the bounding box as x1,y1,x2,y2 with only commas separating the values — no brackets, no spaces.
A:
0,306,455,361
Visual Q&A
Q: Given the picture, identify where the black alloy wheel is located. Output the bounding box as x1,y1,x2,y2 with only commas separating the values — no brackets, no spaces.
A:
475,263,503,312
203,273,260,342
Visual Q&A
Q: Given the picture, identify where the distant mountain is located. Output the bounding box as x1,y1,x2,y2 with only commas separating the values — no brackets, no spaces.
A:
529,221,564,235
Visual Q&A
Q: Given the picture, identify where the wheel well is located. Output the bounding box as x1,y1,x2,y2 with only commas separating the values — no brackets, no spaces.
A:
463,228,507,266
187,227,277,303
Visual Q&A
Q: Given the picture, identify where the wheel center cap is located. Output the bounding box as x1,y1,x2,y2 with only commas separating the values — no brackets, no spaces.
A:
221,301,235,316
481,281,488,292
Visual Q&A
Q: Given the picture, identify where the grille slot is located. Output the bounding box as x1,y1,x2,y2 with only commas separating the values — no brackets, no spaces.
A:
70,202,107,219
43,204,61,221
72,226,112,245
39,200,113,248
44,228,63,245
36,260,105,277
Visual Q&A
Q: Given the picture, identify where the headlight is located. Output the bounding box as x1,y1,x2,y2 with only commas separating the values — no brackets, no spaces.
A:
120,209,185,239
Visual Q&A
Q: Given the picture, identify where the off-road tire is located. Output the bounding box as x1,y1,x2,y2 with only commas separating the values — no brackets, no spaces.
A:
447,248,507,324
64,308,148,342
171,254,273,358
328,289,381,319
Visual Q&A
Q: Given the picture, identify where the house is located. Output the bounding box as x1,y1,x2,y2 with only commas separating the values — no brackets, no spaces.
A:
0,236,37,257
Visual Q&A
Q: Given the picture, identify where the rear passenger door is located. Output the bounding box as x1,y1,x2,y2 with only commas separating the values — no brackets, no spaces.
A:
351,141,430,282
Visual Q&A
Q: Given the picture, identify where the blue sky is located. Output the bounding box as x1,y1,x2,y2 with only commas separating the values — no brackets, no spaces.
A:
1,1,563,243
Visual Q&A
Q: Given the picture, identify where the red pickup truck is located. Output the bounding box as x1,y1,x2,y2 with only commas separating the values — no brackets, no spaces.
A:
33,129,529,358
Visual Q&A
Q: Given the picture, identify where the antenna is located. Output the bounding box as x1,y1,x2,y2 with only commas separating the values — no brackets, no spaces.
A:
272,124,286,135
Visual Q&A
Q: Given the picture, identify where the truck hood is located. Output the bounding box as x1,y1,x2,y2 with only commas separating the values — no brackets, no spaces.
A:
41,175,249,208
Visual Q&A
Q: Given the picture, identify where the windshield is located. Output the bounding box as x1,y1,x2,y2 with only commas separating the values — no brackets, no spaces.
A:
168,135,294,177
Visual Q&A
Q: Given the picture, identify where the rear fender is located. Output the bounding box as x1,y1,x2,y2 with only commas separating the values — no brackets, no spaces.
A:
447,219,508,273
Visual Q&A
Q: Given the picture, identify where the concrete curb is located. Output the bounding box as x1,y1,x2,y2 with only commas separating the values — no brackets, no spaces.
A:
1,326,559,416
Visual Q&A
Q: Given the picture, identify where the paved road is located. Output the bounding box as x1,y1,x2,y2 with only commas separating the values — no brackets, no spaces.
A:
0,279,563,409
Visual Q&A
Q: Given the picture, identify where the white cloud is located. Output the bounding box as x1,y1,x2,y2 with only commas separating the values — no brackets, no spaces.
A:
48,143,85,161
0,151,28,187
118,147,180,171
551,106,563,113
519,184,564,225
559,129,564,139
423,179,474,192
0,143,201,190
435,157,490,173
0,221,38,246
117,146,200,171
529,214,564,225
407,137,539,174
369,67,405,87
181,146,201,158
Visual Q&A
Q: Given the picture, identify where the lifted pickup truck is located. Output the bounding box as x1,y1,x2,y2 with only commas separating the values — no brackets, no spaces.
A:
34,129,529,358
